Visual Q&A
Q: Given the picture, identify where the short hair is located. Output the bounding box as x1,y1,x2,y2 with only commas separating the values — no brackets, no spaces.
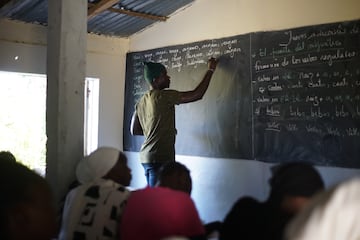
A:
157,161,192,194
269,162,324,198
0,161,48,239
158,161,190,182
0,151,16,163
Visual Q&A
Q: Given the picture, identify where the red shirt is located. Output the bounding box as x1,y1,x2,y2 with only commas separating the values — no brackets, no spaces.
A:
119,186,205,240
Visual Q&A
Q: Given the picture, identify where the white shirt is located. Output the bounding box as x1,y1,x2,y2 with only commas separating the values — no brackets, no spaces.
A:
58,178,131,240
285,177,360,240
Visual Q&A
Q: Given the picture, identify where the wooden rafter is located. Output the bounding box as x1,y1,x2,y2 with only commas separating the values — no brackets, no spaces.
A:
88,2,168,22
88,0,119,20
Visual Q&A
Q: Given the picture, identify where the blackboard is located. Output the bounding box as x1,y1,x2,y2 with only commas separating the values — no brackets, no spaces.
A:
124,35,253,160
124,19,360,168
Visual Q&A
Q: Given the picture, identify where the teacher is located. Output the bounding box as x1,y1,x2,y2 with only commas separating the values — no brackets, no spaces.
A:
130,57,218,186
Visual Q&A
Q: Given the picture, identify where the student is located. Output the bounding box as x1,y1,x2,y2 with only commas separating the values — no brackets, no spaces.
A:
156,160,193,194
0,150,16,163
58,147,132,240
0,160,57,240
285,177,360,240
130,57,218,187
157,161,222,238
219,162,325,240
119,161,207,240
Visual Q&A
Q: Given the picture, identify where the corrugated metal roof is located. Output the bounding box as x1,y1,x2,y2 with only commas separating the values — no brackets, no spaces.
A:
0,0,195,37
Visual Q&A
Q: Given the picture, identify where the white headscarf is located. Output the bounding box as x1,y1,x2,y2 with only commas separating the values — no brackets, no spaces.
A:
285,177,360,240
76,147,120,184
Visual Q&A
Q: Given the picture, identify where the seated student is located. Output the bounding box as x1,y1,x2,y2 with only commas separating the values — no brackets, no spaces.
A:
285,177,360,240
119,161,207,240
0,150,16,163
156,161,193,194
58,147,132,240
0,160,57,240
219,162,325,240
156,161,222,238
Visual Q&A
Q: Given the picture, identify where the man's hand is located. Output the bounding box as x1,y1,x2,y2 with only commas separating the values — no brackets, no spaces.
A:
208,57,218,71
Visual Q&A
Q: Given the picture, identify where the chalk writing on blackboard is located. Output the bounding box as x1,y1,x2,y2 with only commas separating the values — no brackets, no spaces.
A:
124,19,360,168
252,20,360,168
124,34,253,160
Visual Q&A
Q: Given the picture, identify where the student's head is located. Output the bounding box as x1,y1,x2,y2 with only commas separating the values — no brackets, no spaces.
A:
143,61,170,89
157,161,192,195
268,162,325,214
76,147,132,186
0,161,57,240
0,150,16,163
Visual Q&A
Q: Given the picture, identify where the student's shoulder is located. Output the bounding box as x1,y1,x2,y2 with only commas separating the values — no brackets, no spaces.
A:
234,196,260,207
131,186,191,202
228,196,263,215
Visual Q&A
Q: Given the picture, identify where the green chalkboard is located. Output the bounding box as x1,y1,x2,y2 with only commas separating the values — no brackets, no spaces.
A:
124,19,360,168
252,20,360,168
124,35,253,160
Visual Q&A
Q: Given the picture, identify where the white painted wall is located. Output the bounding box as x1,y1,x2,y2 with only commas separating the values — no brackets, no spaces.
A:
130,0,360,51
86,34,129,149
128,0,360,223
0,19,129,151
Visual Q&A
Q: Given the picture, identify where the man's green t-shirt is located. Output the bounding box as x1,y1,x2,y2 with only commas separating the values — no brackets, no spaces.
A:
135,89,181,163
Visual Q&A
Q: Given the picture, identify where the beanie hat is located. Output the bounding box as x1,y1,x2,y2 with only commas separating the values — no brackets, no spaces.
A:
76,147,120,184
143,61,166,83
269,162,324,197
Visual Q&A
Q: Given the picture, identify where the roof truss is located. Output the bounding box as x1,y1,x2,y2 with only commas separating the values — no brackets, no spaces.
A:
87,0,167,22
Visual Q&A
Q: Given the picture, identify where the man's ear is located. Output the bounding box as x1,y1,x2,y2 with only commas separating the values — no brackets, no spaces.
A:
152,78,158,84
152,77,158,86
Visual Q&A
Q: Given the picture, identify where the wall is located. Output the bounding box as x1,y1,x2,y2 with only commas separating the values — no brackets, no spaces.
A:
0,19,129,151
130,0,360,50
128,0,360,223
86,34,129,149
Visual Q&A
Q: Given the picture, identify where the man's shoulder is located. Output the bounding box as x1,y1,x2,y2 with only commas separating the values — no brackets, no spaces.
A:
138,89,180,105
152,89,180,96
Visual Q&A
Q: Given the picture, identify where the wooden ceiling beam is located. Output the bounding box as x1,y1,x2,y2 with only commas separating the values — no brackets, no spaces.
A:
88,2,168,22
88,0,119,20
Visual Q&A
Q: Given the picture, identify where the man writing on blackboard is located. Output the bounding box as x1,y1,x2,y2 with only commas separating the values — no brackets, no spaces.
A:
130,57,218,187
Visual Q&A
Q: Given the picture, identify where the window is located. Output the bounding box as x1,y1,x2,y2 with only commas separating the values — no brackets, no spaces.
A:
0,71,99,175
84,77,99,156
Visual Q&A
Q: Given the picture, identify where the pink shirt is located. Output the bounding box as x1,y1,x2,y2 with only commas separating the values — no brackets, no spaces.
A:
119,186,205,240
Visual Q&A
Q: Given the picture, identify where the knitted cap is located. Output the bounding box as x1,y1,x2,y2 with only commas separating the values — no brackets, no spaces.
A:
76,147,120,184
143,61,166,83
